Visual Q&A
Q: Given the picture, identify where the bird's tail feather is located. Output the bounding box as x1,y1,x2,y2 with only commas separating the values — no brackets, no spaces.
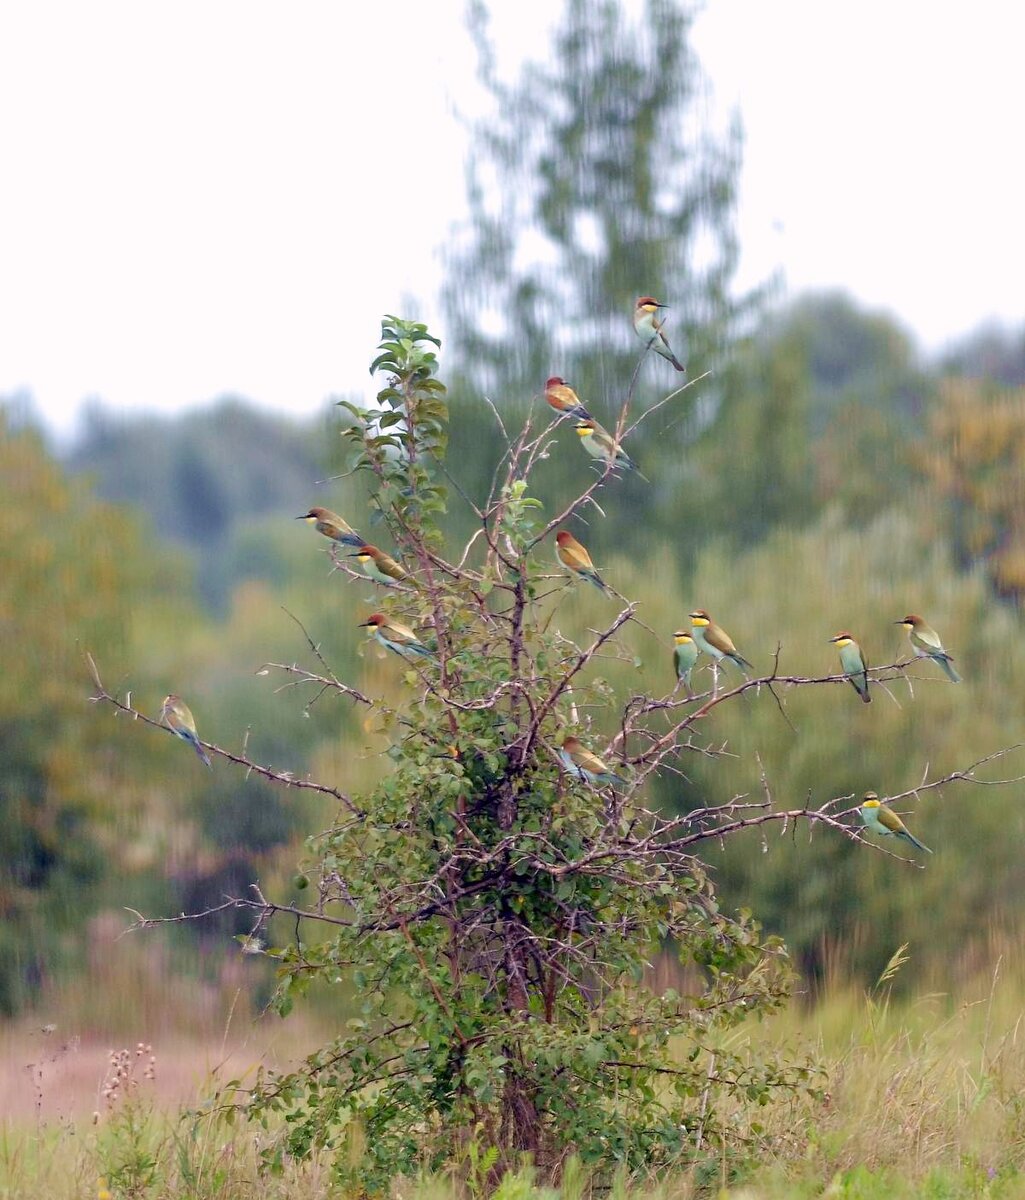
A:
621,456,650,482
938,655,962,683
901,830,932,853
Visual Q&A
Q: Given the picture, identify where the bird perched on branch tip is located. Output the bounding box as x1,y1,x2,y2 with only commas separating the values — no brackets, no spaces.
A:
632,296,686,372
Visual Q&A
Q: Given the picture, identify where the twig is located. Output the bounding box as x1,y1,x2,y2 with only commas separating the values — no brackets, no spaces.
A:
86,653,364,816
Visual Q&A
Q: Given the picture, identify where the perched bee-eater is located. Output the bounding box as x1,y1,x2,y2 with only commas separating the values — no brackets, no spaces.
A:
544,376,592,419
297,507,363,548
350,544,410,587
555,530,609,594
160,694,212,768
829,631,871,704
632,296,686,372
896,614,961,683
859,792,932,853
673,630,699,693
689,609,752,675
575,419,646,479
560,736,628,789
359,613,434,660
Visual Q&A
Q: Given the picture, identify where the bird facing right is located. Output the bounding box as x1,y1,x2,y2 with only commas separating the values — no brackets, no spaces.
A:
632,296,686,372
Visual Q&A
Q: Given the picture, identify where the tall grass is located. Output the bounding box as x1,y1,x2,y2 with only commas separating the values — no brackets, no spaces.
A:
8,943,1025,1196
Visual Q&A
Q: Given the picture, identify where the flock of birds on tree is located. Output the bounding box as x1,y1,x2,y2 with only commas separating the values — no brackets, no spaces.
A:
159,298,959,858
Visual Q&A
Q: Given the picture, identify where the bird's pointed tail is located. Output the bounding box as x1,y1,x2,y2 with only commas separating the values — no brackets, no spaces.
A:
939,655,962,683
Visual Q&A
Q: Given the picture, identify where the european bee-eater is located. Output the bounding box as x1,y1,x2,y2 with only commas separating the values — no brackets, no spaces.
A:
350,544,410,587
555,530,610,593
297,507,363,548
560,736,628,789
859,792,932,853
673,630,699,693
160,694,212,768
545,376,592,419
632,296,686,372
689,609,752,675
896,614,961,683
829,632,871,704
359,613,434,660
575,419,646,479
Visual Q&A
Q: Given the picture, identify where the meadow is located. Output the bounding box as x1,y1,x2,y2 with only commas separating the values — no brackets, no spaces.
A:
5,0,1025,1194
5,937,1025,1199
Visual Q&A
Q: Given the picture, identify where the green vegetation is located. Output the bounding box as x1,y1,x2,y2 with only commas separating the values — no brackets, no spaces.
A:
6,966,1025,1197
5,0,1025,1194
0,416,192,1015
153,317,824,1189
78,307,1025,1193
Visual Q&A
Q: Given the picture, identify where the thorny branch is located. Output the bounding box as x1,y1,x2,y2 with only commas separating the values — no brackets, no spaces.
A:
85,653,364,817
85,342,1025,1055
118,741,1025,956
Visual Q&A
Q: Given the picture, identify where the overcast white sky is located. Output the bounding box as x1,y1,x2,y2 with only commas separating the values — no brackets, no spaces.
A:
1,2,1023,436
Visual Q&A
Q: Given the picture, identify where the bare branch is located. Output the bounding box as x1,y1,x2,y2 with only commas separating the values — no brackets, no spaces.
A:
87,654,364,816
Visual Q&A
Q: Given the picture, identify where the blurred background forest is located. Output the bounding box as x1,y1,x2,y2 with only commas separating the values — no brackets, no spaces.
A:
3,0,1025,1057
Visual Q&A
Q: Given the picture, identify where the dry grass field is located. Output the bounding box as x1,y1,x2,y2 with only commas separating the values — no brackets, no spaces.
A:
5,958,1025,1197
